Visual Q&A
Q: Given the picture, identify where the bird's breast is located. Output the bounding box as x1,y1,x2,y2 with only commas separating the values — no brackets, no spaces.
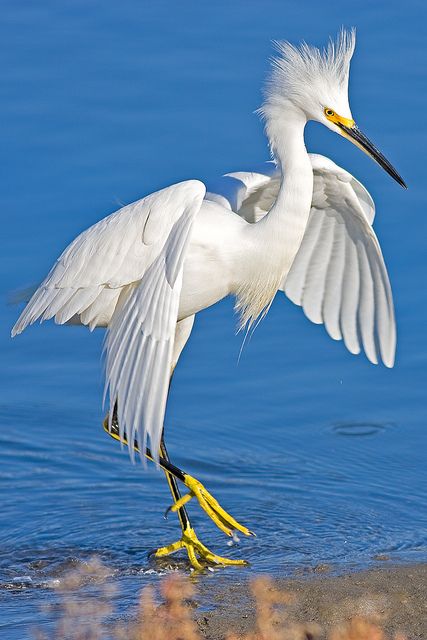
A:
177,201,245,320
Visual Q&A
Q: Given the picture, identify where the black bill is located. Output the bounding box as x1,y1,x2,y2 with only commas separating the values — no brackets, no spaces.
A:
337,123,407,189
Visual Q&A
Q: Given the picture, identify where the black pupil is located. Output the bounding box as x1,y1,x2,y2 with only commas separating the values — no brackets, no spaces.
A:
327,110,333,116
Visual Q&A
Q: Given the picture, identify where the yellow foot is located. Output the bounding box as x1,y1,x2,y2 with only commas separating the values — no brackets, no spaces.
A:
168,475,255,539
154,526,248,570
102,414,255,540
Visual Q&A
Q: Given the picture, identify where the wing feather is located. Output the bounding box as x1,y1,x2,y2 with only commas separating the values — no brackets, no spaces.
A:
13,180,206,458
365,241,396,366
356,243,377,364
79,288,123,330
301,212,335,324
285,164,394,367
208,156,395,367
285,208,324,306
322,218,346,341
104,191,203,460
12,181,204,336
339,230,360,355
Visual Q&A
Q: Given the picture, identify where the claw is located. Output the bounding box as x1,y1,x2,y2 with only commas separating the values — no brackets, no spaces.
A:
169,475,255,538
154,526,248,570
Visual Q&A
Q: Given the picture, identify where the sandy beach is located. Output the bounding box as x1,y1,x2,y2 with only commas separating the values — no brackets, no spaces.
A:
196,563,427,639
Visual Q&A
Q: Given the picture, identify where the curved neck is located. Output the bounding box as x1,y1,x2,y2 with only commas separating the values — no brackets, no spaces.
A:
236,106,313,330
259,106,313,278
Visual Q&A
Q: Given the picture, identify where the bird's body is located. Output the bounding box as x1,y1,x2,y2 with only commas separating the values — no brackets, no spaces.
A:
179,200,244,322
12,30,406,569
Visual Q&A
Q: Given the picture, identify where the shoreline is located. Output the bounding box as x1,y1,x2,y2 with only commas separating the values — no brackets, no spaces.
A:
196,562,427,639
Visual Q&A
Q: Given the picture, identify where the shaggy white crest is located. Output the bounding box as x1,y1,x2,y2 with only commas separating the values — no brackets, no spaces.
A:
261,28,356,123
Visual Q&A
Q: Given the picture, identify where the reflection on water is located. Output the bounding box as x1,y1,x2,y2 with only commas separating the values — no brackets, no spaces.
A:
1,1,426,638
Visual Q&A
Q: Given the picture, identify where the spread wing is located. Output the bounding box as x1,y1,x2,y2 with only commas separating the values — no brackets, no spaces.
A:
205,155,395,367
12,179,206,459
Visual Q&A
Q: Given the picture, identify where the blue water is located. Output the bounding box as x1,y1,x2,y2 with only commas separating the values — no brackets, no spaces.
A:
1,1,426,637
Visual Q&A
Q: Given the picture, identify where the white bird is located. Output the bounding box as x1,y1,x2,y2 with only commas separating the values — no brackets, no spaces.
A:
12,30,406,569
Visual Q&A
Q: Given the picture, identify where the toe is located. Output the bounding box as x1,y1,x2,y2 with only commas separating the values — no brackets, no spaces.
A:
185,543,204,570
154,540,183,557
190,534,249,567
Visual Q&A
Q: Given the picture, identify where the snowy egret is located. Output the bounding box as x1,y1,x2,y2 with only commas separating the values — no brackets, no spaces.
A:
12,30,406,569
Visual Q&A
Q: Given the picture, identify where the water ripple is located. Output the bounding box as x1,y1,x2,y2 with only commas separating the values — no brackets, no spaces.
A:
330,421,396,437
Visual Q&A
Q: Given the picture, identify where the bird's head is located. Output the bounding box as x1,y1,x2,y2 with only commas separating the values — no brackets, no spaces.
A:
260,29,406,188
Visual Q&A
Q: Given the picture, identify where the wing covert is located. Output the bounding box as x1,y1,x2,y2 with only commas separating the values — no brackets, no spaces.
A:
12,180,205,334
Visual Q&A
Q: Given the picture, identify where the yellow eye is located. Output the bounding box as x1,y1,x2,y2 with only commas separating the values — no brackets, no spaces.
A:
324,108,335,117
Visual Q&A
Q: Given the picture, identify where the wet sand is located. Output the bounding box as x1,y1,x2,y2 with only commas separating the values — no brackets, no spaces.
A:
197,563,427,639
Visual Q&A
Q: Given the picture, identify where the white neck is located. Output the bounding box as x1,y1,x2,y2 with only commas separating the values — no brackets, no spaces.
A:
235,104,313,330
261,104,313,274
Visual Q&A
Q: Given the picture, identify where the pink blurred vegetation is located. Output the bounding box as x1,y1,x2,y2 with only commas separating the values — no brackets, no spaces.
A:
33,558,407,640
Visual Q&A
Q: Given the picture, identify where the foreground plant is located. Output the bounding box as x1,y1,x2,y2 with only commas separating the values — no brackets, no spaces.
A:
34,559,407,640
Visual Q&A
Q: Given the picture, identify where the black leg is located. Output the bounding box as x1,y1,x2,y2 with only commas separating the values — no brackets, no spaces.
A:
103,408,187,483
103,408,252,568
160,435,191,531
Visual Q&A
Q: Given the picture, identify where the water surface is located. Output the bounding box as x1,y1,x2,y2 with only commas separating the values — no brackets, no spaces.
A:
1,1,426,637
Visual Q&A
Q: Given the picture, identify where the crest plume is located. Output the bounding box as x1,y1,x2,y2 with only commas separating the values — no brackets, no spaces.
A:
261,28,356,117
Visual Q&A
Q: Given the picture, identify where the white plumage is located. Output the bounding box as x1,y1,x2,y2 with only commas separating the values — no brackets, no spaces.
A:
13,180,206,458
207,154,394,366
263,29,355,125
12,30,405,463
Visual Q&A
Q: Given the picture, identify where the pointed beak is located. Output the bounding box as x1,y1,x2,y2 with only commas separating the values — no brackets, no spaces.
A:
337,122,407,189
